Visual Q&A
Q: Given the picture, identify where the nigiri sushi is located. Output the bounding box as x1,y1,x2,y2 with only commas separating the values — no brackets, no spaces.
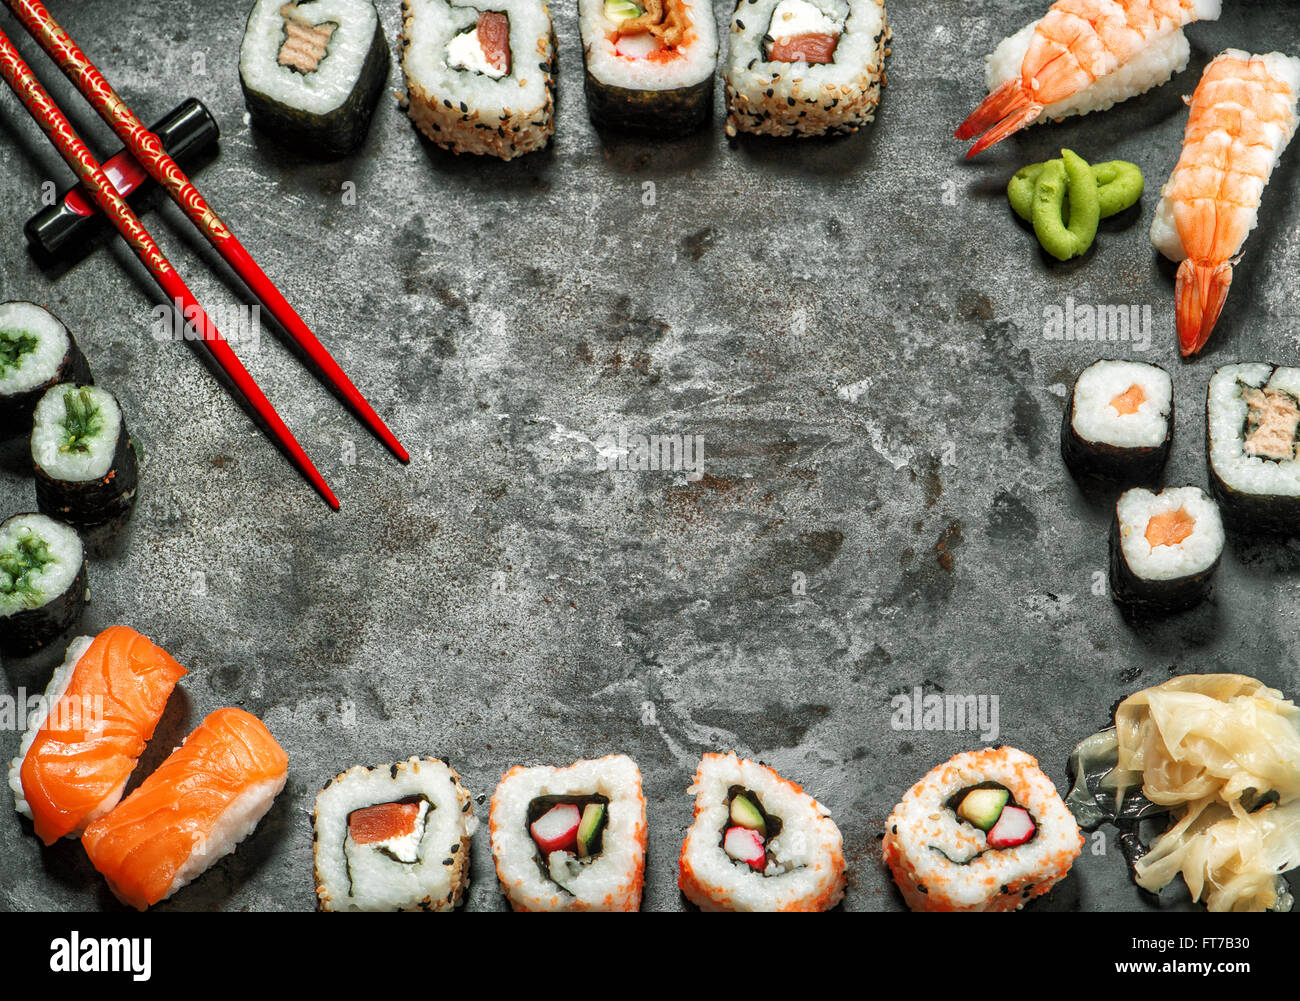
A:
82,708,288,910
957,0,1221,158
8,626,186,845
1150,50,1300,356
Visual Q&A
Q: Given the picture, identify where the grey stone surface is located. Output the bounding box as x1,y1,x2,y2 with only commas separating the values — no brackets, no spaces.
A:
0,0,1297,912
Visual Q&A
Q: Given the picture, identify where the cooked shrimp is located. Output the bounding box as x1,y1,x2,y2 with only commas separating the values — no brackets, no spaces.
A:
1150,50,1300,356
956,0,1220,159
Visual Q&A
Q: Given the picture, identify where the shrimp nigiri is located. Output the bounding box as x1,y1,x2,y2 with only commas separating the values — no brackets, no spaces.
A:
81,707,287,910
7,626,186,845
956,0,1221,159
1150,50,1300,356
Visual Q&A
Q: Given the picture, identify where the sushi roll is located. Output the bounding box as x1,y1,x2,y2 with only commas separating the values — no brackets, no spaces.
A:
31,385,139,530
723,0,889,139
0,513,87,658
1061,359,1173,486
883,747,1082,912
8,627,186,845
313,756,477,911
490,754,646,911
1208,363,1300,534
579,0,718,135
82,708,288,910
0,302,91,435
678,752,846,911
1111,485,1223,613
239,0,390,158
400,0,556,160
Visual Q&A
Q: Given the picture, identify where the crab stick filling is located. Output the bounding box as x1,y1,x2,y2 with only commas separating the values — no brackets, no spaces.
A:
347,797,430,863
948,784,1037,850
1241,385,1300,462
764,0,841,65
529,796,610,870
447,11,511,78
1145,507,1197,549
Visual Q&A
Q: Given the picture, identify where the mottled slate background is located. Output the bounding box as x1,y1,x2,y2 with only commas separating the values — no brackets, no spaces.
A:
1,0,1297,911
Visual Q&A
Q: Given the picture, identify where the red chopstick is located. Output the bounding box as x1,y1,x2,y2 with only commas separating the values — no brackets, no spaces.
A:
7,0,409,465
0,28,340,510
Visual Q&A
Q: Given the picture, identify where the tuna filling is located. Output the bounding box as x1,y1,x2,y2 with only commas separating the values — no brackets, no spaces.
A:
722,785,782,872
764,0,841,64
0,328,37,379
278,3,338,74
1241,384,1300,462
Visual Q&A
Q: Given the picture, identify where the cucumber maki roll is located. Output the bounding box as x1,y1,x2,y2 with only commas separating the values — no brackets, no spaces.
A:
579,0,718,136
1062,359,1173,486
724,0,889,138
1111,485,1223,613
0,302,91,436
239,0,390,158
30,385,138,530
400,0,556,159
0,514,88,659
1208,363,1300,534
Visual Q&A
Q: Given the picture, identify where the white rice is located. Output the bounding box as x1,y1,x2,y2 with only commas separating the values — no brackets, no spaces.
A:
1117,485,1223,581
1071,360,1172,449
986,21,1190,125
1209,363,1300,498
579,0,717,90
0,514,82,618
679,752,845,911
30,385,121,483
1151,50,1300,261
0,302,70,396
239,0,380,116
490,754,645,911
166,775,286,902
314,756,477,912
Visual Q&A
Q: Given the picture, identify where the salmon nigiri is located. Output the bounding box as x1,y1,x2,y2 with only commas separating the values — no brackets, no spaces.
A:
7,626,187,845
82,707,288,910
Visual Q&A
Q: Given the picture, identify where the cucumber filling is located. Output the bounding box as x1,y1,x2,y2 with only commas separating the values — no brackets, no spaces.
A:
0,328,38,379
722,786,783,873
0,530,55,608
527,794,611,885
59,388,105,455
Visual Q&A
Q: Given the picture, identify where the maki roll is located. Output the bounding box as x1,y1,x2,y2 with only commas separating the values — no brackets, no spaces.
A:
723,0,889,138
239,0,390,158
0,302,91,435
8,627,186,844
31,385,139,530
490,754,646,911
1061,359,1173,485
313,756,477,911
401,0,556,160
1208,363,1300,534
0,513,87,659
678,752,846,911
579,0,719,135
883,747,1082,912
1111,485,1223,613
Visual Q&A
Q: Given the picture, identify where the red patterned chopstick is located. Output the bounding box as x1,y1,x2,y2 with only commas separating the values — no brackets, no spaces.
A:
0,28,340,510
8,0,410,465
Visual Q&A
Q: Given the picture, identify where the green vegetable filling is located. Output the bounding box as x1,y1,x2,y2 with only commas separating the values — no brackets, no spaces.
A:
605,0,643,21
0,530,55,606
0,328,39,378
59,388,104,455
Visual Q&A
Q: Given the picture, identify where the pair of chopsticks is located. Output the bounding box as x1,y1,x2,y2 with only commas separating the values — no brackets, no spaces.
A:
0,0,409,510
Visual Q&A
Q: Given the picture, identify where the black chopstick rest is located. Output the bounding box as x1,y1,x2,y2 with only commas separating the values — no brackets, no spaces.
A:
24,98,220,257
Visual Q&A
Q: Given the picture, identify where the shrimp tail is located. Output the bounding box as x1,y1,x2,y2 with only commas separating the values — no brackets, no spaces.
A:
955,78,1041,155
1175,259,1233,356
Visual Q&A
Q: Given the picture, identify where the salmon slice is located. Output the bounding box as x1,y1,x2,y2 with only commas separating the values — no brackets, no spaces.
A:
81,708,288,910
349,800,420,844
768,33,838,64
1145,507,1196,548
1109,383,1146,416
17,626,186,845
478,12,510,75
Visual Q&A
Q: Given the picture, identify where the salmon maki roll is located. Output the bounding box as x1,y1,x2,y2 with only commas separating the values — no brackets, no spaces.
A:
7,626,186,845
82,708,288,910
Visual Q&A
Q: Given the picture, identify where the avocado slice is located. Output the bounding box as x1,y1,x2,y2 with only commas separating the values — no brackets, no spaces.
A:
957,787,1009,831
729,793,767,835
576,802,605,858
